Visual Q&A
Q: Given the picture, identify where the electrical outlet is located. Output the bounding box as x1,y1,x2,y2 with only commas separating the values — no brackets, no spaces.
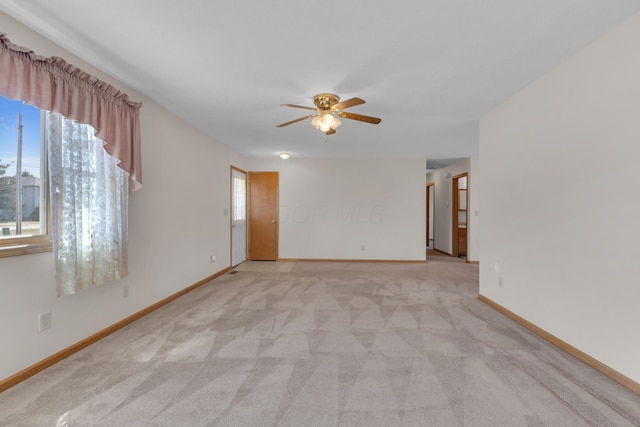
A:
498,277,503,288
210,255,216,263
123,285,129,298
361,244,366,251
39,312,51,332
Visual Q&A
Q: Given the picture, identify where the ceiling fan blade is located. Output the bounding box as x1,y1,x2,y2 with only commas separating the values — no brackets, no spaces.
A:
326,128,336,135
337,111,382,124
276,114,317,127
332,97,365,111
281,104,317,111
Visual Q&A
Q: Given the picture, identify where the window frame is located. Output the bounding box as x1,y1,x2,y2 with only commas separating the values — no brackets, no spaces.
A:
0,108,52,257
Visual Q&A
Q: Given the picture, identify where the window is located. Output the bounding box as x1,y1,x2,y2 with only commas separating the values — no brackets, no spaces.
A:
232,175,246,221
1,33,141,295
0,96,50,257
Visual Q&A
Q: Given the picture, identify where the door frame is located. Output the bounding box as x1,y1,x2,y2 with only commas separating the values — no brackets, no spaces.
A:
426,182,434,245
451,173,468,257
230,166,247,266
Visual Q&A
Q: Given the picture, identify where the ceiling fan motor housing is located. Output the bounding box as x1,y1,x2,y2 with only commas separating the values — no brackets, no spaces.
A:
313,93,340,111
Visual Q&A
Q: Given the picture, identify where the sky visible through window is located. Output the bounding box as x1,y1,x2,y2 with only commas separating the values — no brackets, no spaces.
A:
0,96,42,178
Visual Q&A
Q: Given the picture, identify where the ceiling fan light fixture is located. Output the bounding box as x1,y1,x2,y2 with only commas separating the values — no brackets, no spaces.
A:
312,113,341,132
311,115,322,130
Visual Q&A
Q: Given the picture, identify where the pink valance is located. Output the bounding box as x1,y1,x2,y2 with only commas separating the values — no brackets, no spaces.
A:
0,33,142,191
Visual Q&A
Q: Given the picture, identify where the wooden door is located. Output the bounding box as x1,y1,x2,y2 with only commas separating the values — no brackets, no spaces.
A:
452,173,468,257
426,185,430,245
248,172,278,260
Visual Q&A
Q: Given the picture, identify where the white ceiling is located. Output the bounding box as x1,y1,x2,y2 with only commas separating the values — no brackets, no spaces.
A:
2,1,639,166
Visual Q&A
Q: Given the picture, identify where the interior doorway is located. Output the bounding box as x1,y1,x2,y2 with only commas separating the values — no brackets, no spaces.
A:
231,167,247,267
426,183,434,249
452,173,468,259
248,172,279,260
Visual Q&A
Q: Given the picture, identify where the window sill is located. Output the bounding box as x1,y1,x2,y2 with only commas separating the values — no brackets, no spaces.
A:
0,242,52,258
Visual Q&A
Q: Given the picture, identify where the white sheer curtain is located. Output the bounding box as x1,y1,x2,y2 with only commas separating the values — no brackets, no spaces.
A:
48,112,129,296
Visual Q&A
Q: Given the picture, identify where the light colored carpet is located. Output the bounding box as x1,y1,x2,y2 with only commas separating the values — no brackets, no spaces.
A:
232,261,296,273
1,258,639,426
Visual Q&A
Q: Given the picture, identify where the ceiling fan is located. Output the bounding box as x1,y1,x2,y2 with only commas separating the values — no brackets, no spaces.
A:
276,93,382,135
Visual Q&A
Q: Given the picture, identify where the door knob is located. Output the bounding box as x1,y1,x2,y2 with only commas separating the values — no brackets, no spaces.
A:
272,220,276,223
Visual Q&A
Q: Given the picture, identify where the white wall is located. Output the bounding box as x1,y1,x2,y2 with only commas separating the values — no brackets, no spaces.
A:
468,156,479,262
480,13,640,383
0,12,246,381
426,157,479,262
247,157,426,261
